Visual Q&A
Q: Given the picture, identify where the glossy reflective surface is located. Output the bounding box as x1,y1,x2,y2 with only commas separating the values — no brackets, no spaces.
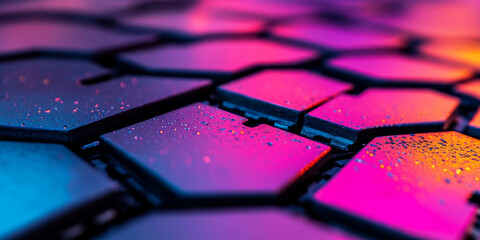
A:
456,80,480,101
467,110,480,139
0,20,153,57
97,208,359,240
219,70,352,112
328,54,473,86
0,0,140,15
0,58,211,141
272,18,405,51
361,2,480,38
119,4,264,36
217,70,352,128
121,39,317,78
421,40,480,69
3,0,480,239
0,141,117,239
101,103,330,201
303,88,459,147
206,1,318,19
313,132,480,240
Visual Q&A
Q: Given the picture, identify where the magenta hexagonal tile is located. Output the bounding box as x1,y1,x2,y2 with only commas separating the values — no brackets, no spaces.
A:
120,38,318,80
302,88,460,149
217,70,352,129
271,18,406,51
97,208,360,240
311,132,480,240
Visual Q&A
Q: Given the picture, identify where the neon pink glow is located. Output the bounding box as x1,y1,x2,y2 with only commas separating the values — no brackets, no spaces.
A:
314,132,480,239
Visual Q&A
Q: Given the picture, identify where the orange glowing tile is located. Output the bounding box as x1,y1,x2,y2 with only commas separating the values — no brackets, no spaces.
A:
455,80,480,101
421,40,480,69
312,131,480,240
466,109,480,139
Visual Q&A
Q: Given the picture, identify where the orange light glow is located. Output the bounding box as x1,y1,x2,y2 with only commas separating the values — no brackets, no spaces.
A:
315,132,480,239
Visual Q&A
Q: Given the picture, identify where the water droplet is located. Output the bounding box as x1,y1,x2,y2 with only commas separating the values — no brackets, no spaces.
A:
355,158,366,164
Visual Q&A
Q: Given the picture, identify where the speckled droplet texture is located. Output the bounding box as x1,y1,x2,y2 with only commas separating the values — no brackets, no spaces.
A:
302,88,459,147
101,103,330,198
0,58,211,141
313,131,480,240
308,88,459,130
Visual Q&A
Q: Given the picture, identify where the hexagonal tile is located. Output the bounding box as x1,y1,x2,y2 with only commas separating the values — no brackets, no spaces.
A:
0,20,154,58
217,70,352,129
0,58,211,141
120,38,317,80
302,88,459,149
97,208,360,240
0,140,118,239
311,131,480,239
325,53,473,89
101,103,331,206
